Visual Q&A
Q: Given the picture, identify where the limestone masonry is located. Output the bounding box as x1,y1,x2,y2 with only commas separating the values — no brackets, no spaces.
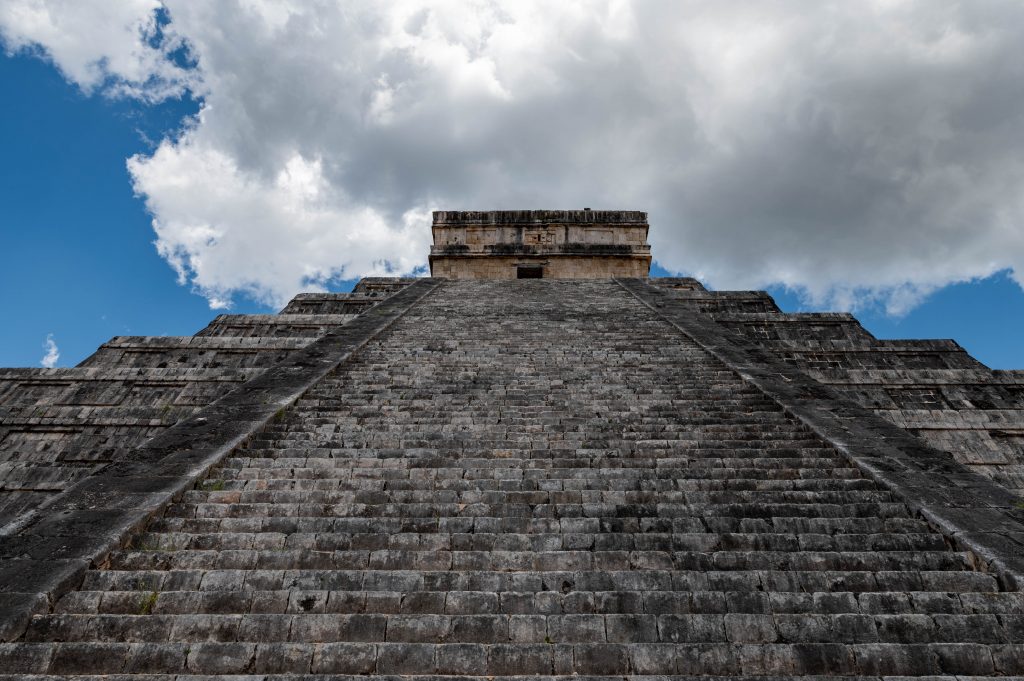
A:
1,209,1024,678
429,210,652,279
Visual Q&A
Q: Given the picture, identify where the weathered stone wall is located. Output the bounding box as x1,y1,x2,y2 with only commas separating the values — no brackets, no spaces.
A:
3,278,1024,677
5,273,1020,531
432,224,650,252
650,279,1024,496
0,288,413,530
430,254,651,279
4,205,1024,676
430,209,651,278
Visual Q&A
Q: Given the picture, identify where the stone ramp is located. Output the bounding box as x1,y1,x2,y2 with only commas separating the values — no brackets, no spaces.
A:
2,280,1024,676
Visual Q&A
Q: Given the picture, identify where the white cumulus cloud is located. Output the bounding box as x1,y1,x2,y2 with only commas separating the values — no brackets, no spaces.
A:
4,0,1024,313
40,334,59,368
0,0,196,101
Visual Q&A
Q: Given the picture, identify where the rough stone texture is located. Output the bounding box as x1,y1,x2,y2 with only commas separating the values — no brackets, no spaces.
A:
1,277,1023,677
620,278,1024,589
431,254,652,280
1,214,1024,677
0,286,419,530
0,280,435,639
646,278,1024,497
429,209,652,279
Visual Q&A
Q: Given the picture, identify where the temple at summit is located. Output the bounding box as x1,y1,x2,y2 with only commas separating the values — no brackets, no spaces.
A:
1,209,1024,677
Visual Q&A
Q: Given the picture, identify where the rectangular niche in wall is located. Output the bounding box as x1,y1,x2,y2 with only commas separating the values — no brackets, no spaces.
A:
517,266,543,279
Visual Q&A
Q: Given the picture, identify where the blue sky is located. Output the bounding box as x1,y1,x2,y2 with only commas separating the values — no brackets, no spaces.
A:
2,2,1023,370
0,53,271,368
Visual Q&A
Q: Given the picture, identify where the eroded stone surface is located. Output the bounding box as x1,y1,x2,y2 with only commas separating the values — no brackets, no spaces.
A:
645,279,1024,497
2,207,1024,678
1,279,1022,677
429,210,652,279
0,288,414,530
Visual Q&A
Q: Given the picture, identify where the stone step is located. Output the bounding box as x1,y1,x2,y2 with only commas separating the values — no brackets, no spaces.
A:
226,454,853,466
288,405,789,414
197,478,880,492
218,457,858,471
254,421,820,431
174,489,898,505
201,472,877,487
101,549,976,573
23,611,1024,645
1,640,1022,675
128,531,948,553
241,441,836,452
146,515,936,536
54,589,1024,617
241,433,830,442
161,501,915,520
78,569,1000,595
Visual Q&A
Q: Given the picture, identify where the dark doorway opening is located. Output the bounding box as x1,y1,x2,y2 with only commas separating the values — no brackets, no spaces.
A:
517,266,543,279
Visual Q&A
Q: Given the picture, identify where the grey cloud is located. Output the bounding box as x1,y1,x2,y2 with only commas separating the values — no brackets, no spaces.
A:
4,0,1024,312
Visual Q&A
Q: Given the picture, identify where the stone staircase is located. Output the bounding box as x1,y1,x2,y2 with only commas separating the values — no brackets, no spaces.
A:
0,283,397,530
647,279,1024,497
2,279,1023,677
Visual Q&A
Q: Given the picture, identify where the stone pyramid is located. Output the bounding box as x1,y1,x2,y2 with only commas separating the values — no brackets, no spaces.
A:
1,210,1024,678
